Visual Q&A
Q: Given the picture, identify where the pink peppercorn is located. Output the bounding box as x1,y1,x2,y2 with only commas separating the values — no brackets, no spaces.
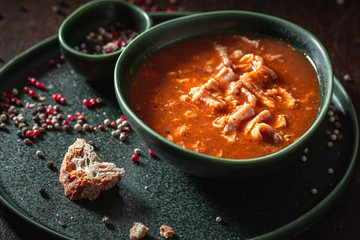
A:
28,77,38,85
46,107,53,114
76,112,85,120
59,97,66,105
89,98,97,107
120,115,126,121
96,98,102,104
45,118,52,124
25,130,34,138
28,89,36,97
98,124,105,131
82,98,90,106
49,59,56,66
110,121,116,128
23,86,30,93
53,105,60,112
148,149,156,157
67,114,75,121
150,5,159,12
35,81,44,89
140,5,149,11
62,120,69,126
52,93,61,102
33,129,41,137
131,154,139,163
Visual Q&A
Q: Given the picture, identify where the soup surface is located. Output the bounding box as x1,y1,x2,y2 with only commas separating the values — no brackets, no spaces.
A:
129,34,319,159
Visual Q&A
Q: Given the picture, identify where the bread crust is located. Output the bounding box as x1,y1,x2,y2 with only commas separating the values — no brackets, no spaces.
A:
59,138,125,201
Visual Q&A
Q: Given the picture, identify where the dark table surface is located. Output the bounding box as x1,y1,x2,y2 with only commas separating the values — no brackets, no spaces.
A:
0,0,359,239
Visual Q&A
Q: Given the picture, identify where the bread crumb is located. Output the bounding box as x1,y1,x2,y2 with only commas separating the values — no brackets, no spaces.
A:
160,224,174,239
129,222,149,240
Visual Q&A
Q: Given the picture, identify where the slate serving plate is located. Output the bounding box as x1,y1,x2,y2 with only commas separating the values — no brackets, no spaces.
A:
0,13,358,240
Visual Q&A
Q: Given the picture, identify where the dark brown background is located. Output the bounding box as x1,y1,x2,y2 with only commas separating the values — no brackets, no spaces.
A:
0,0,359,239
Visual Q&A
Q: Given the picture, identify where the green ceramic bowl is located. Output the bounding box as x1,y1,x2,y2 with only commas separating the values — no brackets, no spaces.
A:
58,0,152,81
114,11,333,178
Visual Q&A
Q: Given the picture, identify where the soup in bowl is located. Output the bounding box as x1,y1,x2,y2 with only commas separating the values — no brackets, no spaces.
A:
114,11,333,178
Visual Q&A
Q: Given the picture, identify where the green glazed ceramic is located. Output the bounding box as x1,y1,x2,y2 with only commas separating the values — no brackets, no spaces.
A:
58,0,152,81
115,10,334,178
0,12,358,240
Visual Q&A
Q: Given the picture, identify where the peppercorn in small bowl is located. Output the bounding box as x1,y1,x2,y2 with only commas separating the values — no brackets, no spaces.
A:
58,0,152,81
114,11,334,178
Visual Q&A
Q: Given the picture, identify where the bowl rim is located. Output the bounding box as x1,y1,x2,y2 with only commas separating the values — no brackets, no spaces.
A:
58,0,152,60
114,10,334,165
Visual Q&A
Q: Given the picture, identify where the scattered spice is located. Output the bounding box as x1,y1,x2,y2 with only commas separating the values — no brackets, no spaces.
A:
131,154,139,163
74,23,139,55
134,148,141,155
102,216,110,225
74,123,82,131
62,119,69,126
104,119,111,126
110,121,116,128
36,150,43,157
148,149,156,157
215,216,222,223
82,98,90,106
62,125,70,132
343,74,351,81
67,114,75,121
310,188,318,195
58,220,67,228
83,123,89,130
24,138,32,145
120,132,126,141
49,59,57,66
12,88,19,95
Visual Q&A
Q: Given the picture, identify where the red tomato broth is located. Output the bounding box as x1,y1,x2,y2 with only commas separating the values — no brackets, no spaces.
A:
129,34,320,159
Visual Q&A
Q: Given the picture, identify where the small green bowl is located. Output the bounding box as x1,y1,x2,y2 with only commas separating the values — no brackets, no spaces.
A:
114,11,333,178
58,0,152,81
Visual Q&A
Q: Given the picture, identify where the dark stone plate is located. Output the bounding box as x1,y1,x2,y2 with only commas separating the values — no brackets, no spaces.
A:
0,12,358,240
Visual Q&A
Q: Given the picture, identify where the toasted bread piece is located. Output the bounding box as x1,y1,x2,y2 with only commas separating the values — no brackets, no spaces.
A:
160,224,174,239
59,138,125,201
129,222,149,240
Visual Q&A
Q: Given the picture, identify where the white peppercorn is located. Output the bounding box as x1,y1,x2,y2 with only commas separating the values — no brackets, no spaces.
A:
119,132,126,141
104,119,111,126
36,150,43,157
74,123,82,131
